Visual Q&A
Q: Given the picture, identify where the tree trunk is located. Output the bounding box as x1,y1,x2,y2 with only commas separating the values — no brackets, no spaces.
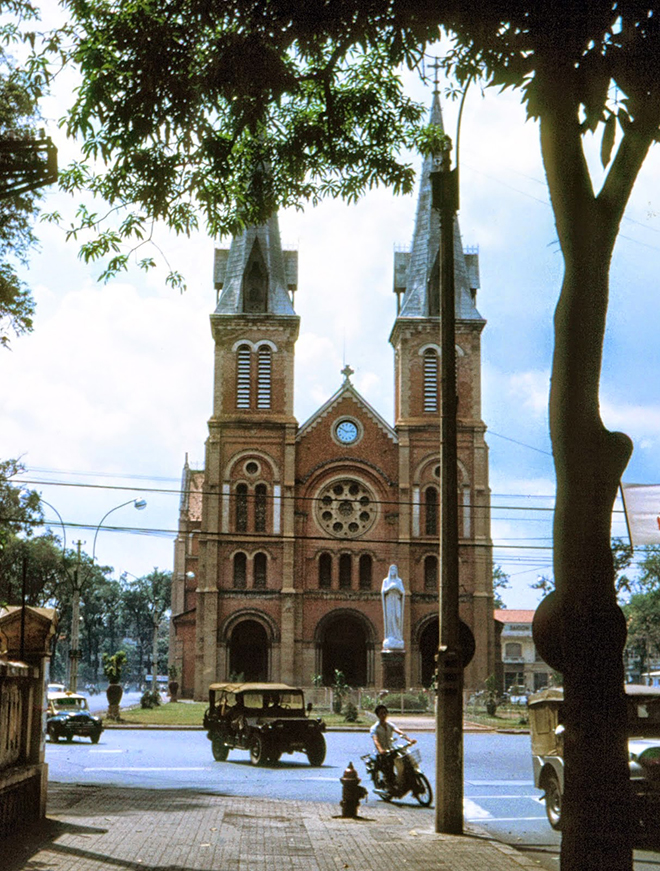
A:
531,70,643,870
551,257,632,871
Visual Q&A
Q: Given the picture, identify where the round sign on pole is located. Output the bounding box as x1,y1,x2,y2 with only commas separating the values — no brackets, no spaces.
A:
459,620,476,668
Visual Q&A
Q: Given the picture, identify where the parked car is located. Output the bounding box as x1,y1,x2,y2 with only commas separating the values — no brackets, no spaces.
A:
203,682,326,766
46,690,104,744
507,684,528,705
47,682,67,694
529,684,660,831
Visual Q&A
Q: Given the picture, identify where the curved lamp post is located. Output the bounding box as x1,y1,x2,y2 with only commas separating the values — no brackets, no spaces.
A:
67,498,147,692
92,498,147,563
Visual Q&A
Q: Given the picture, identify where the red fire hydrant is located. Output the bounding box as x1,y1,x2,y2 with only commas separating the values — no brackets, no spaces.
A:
340,761,368,818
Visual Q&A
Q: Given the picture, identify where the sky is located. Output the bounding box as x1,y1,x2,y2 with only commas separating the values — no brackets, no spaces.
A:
3,38,660,609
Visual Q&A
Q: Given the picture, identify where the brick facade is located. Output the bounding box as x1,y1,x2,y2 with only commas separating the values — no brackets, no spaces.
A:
171,95,494,699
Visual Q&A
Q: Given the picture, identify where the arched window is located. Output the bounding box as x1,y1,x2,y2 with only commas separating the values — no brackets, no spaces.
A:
235,483,248,532
339,554,352,589
423,348,439,413
257,346,272,409
253,552,267,588
359,554,372,590
425,486,438,536
424,554,438,590
255,483,267,532
233,553,247,589
236,344,251,408
318,553,332,589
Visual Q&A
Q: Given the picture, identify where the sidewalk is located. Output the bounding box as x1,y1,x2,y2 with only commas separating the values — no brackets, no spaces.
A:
4,782,538,871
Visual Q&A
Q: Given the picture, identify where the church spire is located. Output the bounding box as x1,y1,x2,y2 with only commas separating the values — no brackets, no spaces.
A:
393,93,483,322
213,211,297,317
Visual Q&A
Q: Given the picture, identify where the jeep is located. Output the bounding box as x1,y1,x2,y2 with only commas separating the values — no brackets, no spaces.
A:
203,682,326,766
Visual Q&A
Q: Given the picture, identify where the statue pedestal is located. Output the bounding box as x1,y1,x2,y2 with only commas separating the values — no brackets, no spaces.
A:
381,650,405,690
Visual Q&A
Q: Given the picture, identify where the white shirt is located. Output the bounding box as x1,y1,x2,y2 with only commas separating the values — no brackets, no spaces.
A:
370,719,396,751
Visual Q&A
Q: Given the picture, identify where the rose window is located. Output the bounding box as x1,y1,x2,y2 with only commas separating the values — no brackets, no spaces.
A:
315,479,377,538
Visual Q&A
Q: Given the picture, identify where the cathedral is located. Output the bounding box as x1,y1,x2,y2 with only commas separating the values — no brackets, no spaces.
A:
171,95,494,700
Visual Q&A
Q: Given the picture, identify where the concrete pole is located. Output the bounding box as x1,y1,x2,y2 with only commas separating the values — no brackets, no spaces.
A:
431,145,464,835
69,540,82,692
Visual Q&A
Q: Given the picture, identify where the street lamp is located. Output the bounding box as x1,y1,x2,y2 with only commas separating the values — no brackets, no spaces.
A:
92,498,147,562
67,498,147,692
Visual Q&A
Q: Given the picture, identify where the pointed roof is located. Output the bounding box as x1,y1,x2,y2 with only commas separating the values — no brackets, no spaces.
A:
214,212,297,316
396,93,484,323
297,368,397,443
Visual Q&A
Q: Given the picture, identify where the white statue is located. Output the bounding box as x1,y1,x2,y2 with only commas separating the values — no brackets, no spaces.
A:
382,564,405,651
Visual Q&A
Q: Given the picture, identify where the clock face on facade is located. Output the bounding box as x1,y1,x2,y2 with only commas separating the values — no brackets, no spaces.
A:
335,419,359,444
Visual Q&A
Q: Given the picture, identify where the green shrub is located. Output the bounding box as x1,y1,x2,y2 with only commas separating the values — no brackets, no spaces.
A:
140,690,161,709
103,651,127,684
379,692,429,712
343,701,359,722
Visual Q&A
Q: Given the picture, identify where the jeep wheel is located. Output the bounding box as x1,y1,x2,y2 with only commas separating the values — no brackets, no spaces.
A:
544,771,562,830
267,748,282,764
90,732,101,745
65,733,73,743
306,734,326,767
249,734,268,766
212,737,229,761
50,729,60,743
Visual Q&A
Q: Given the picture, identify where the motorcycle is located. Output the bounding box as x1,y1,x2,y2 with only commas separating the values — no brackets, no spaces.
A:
361,740,433,806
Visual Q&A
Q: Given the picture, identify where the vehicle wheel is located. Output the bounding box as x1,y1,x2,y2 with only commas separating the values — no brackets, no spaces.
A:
250,734,268,766
544,771,562,830
50,729,60,743
413,773,433,807
90,732,101,745
212,737,229,762
65,733,73,743
306,734,326,767
267,749,282,764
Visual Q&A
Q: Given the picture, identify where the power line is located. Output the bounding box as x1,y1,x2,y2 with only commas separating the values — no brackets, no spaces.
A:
12,473,568,513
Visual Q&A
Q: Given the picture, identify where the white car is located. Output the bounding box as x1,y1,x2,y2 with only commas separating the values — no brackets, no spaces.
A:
530,685,660,832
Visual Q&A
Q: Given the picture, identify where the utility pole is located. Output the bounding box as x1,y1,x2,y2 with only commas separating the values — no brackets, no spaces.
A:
431,137,465,835
69,540,83,692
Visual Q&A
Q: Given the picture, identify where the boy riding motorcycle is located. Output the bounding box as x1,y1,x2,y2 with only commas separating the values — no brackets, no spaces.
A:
370,704,415,787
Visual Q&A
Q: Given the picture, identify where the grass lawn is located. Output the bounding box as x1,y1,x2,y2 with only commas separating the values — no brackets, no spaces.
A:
464,710,529,731
115,702,373,728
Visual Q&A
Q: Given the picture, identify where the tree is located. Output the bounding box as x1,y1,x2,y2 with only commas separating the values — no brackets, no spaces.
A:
0,458,42,540
120,569,170,690
50,3,660,868
492,565,510,609
0,2,51,346
0,458,64,609
623,546,660,682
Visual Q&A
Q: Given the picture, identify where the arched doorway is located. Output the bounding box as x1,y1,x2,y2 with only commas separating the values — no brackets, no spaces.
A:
419,617,439,687
229,620,269,681
318,613,369,686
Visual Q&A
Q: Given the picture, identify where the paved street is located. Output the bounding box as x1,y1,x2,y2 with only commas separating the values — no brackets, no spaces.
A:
45,727,660,870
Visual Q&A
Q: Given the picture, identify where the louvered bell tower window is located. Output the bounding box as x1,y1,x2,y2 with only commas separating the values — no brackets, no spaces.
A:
257,346,272,409
236,345,251,408
254,552,267,588
423,348,439,412
233,553,247,589
235,484,248,532
425,486,438,536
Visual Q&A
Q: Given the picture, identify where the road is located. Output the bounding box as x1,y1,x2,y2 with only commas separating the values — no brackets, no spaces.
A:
45,728,660,870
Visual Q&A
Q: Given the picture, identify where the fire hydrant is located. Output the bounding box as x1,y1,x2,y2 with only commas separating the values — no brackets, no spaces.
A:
340,761,368,818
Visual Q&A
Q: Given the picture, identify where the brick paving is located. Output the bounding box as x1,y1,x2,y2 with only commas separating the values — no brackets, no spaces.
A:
2,783,539,871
